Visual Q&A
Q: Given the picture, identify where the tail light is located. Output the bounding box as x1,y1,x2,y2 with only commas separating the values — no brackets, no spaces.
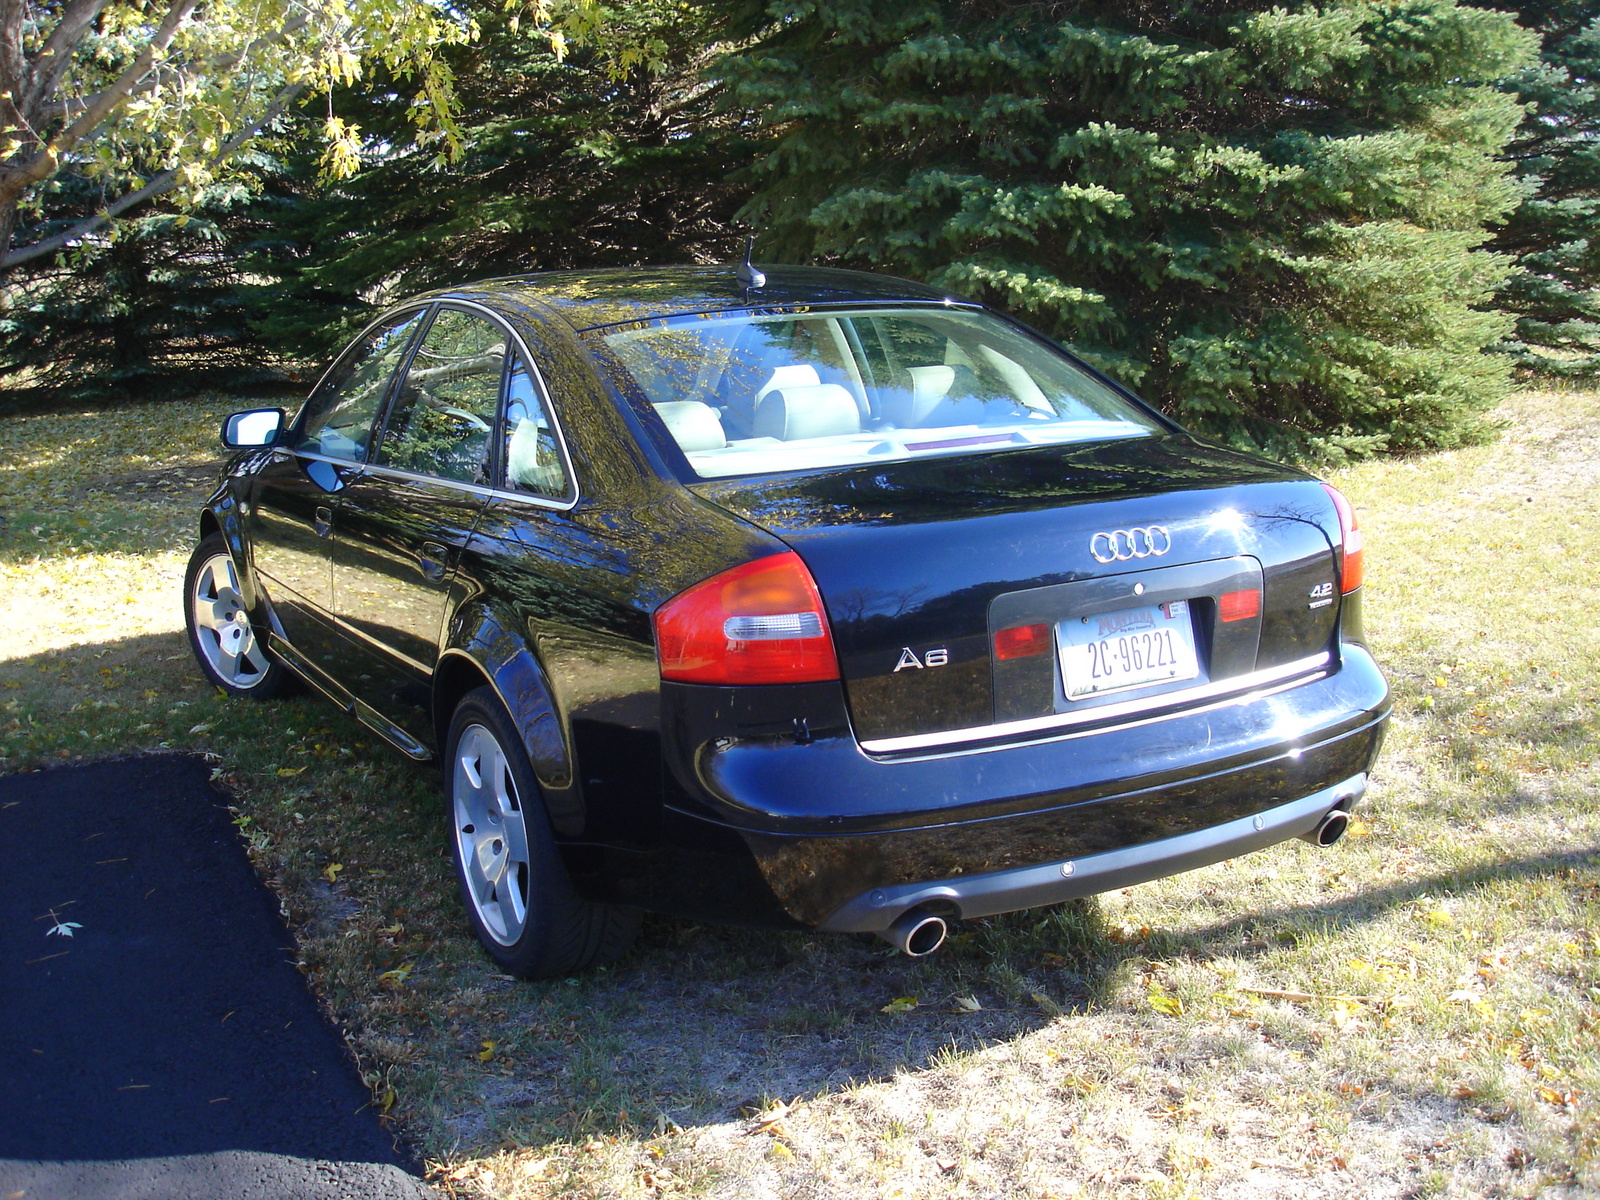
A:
1321,483,1365,593
1218,589,1261,622
655,551,840,684
994,623,1051,659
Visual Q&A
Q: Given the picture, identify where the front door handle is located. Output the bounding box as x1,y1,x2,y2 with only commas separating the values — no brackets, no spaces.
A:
419,541,449,583
314,506,334,538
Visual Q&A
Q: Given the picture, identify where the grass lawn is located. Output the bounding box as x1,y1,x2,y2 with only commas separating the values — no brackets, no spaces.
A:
1,388,1596,1199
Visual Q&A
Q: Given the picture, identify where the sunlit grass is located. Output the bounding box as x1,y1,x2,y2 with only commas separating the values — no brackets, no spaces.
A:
1,389,1596,1198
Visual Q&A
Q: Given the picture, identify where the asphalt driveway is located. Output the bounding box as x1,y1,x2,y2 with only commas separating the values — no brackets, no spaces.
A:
0,755,437,1200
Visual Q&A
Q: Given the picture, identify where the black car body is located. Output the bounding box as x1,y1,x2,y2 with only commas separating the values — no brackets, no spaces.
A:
186,266,1390,975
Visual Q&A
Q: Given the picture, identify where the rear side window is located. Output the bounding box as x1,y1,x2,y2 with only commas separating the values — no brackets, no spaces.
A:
297,310,428,461
376,308,506,485
590,307,1160,480
501,354,570,500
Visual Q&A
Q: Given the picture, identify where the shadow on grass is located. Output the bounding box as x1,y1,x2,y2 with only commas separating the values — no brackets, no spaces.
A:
7,630,1595,1155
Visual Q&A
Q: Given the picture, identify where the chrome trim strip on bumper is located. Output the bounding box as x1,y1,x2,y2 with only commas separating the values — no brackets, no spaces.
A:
858,651,1332,756
820,772,1367,933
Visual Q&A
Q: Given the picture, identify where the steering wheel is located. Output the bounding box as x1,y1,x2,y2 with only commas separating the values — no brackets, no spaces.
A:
441,406,492,433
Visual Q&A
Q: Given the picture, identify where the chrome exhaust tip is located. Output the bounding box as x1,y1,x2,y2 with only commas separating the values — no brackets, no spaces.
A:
879,909,948,957
1302,807,1351,847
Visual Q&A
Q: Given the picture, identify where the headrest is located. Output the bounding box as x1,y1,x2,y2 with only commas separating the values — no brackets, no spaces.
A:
755,364,822,405
752,383,862,441
655,401,728,452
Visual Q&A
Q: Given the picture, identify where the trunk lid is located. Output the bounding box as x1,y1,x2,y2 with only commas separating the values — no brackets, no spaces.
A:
688,435,1344,746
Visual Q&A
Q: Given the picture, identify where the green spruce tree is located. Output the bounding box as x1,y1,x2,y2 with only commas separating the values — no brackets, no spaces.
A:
716,1,1537,460
0,159,289,404
244,0,755,364
1477,0,1600,376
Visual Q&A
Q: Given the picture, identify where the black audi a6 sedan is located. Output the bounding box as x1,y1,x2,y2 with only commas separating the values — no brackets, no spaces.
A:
185,265,1390,978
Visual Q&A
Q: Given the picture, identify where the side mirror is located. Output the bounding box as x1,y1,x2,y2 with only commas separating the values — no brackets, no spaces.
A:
222,408,285,448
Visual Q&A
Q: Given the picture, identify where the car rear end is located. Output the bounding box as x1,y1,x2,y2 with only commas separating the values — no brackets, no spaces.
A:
581,292,1390,944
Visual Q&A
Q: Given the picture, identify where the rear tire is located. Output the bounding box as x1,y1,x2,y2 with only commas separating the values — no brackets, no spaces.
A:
184,533,292,699
445,687,639,979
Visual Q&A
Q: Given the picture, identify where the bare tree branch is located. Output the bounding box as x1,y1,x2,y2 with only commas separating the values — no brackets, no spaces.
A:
31,9,313,126
0,82,302,270
0,0,199,212
22,0,114,116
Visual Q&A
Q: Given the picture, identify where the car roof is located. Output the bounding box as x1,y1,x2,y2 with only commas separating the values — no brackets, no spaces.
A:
426,265,970,333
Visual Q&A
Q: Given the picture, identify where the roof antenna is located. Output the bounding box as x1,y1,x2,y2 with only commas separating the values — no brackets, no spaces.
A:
736,233,765,292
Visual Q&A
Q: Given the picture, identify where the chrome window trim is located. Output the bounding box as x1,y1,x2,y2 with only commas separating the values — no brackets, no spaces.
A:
859,652,1333,757
289,298,581,508
280,450,579,513
432,298,581,506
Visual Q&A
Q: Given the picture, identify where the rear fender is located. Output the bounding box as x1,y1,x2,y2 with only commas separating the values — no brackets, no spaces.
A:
436,605,582,836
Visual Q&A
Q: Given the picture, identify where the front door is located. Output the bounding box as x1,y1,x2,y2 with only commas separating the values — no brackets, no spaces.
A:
248,308,429,673
327,307,507,750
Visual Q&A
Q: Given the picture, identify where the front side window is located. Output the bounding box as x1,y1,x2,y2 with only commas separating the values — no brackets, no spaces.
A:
297,310,428,461
590,307,1162,480
376,308,506,485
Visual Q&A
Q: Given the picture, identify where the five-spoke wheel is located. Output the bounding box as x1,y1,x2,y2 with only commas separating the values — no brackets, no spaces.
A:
445,688,639,978
450,721,533,947
184,533,289,698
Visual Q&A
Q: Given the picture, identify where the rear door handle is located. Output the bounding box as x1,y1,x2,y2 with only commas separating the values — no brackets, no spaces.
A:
314,506,334,538
419,541,449,583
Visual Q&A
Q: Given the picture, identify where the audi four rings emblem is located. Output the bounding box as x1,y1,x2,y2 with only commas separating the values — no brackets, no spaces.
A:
1090,525,1172,562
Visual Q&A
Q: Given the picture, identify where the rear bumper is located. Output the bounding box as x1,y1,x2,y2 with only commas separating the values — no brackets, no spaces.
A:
820,772,1367,933
656,643,1389,928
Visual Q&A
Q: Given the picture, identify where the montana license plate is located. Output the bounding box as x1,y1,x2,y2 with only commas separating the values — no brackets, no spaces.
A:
1058,600,1200,700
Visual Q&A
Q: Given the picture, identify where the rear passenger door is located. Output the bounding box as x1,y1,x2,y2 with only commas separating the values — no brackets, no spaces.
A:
326,306,507,754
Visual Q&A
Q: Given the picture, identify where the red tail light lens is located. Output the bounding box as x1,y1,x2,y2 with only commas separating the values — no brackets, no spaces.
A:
995,623,1051,659
1321,483,1365,594
1218,589,1261,622
655,551,840,684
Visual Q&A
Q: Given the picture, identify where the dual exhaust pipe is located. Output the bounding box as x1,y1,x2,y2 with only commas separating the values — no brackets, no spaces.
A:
877,797,1359,957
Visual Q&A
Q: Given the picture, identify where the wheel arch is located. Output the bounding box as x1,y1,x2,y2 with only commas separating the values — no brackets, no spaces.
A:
435,605,582,836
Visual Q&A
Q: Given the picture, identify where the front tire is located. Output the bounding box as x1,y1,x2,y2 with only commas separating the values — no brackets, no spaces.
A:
184,533,291,699
446,687,639,979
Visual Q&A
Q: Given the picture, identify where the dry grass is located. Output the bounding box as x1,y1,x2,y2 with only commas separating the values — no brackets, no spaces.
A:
1,388,1596,1199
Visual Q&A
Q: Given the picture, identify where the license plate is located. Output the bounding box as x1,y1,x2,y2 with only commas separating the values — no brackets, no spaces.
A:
1058,600,1200,700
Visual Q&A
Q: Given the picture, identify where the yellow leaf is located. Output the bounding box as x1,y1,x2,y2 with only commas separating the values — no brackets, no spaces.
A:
276,766,305,776
880,995,919,1015
322,862,343,883
1148,986,1184,1017
768,1141,792,1160
478,1040,496,1062
377,963,412,987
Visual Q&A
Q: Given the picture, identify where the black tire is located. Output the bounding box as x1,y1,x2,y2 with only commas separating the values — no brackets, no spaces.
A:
184,533,293,699
445,686,639,979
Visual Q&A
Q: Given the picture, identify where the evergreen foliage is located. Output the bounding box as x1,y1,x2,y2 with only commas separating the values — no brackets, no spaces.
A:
244,0,754,364
716,1,1537,460
0,163,288,403
1479,1,1600,376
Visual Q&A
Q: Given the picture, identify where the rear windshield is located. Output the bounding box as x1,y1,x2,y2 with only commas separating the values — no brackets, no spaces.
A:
588,307,1161,479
